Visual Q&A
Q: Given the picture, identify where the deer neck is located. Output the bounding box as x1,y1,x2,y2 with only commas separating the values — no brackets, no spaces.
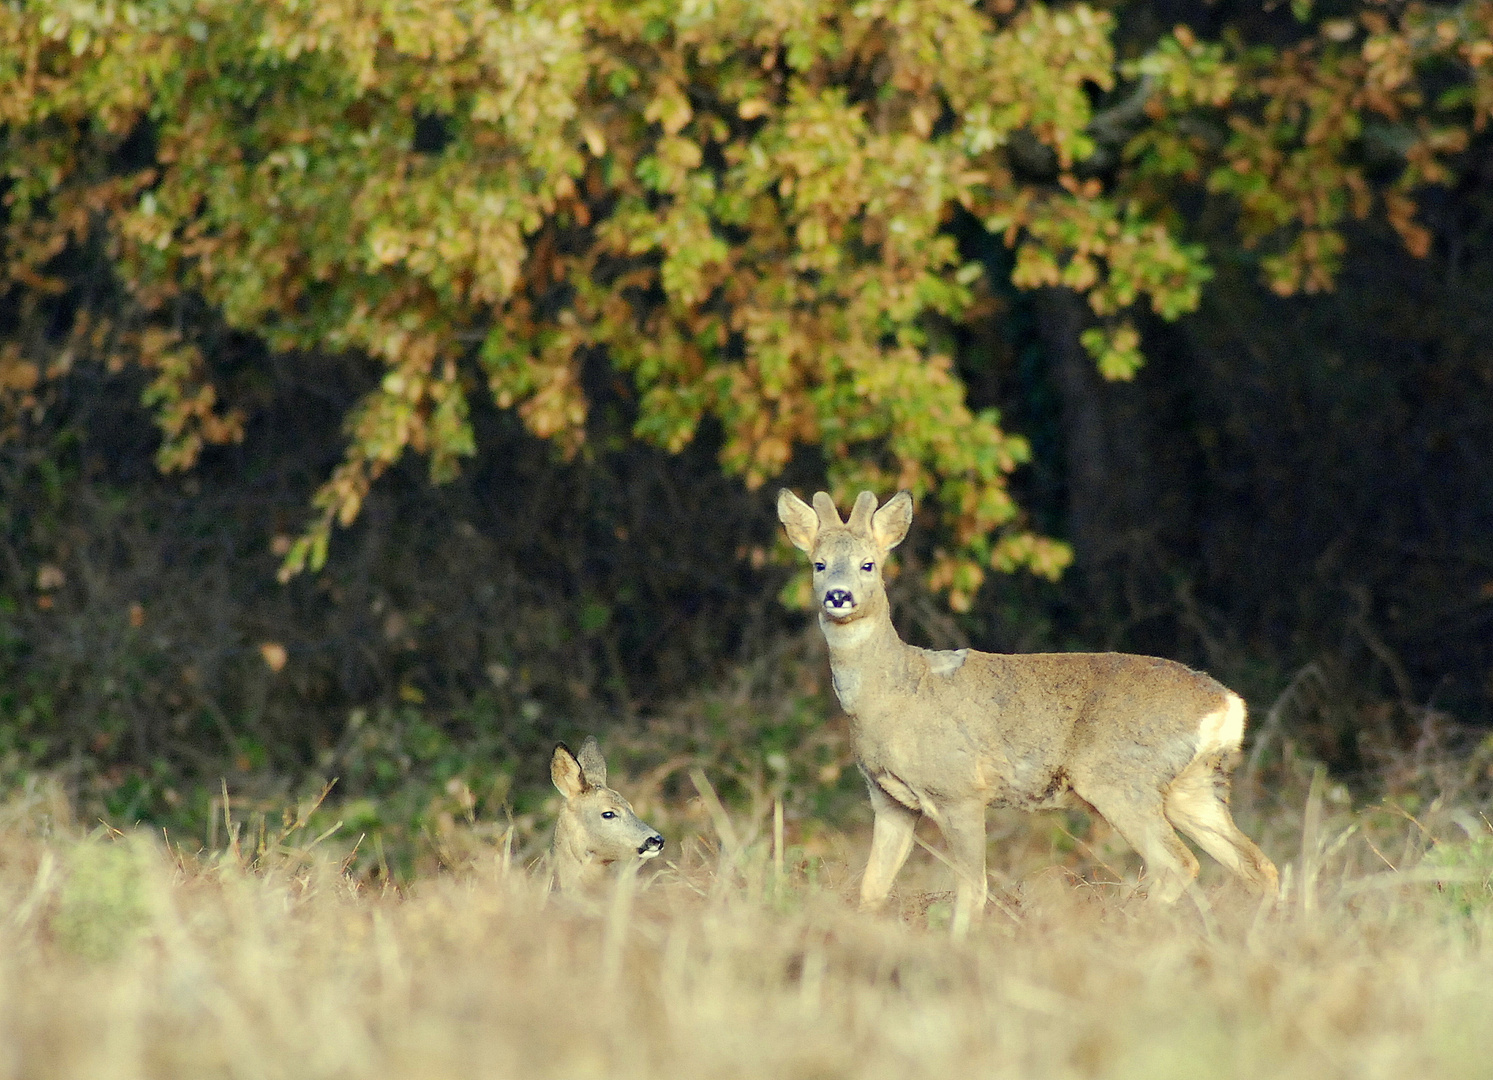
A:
818,595,908,712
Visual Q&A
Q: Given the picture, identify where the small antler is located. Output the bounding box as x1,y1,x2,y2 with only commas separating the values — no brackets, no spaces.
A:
811,491,844,527
845,491,879,535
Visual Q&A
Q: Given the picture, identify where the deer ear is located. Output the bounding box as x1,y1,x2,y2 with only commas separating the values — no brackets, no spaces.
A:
577,736,608,788
871,491,914,551
777,489,820,552
551,743,588,800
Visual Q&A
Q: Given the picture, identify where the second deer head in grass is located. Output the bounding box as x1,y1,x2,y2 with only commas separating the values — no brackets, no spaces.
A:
779,488,1278,935
550,737,665,893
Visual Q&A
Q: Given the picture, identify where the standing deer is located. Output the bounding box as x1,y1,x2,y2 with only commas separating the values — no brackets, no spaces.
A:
549,737,665,893
778,489,1278,933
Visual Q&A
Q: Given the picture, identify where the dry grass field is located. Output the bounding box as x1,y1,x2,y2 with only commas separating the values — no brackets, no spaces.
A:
0,760,1490,1080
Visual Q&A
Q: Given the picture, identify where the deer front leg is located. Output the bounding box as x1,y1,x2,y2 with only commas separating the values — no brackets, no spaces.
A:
938,799,989,938
859,774,918,913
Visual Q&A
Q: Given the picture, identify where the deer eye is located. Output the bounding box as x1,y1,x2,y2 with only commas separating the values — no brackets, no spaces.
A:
813,561,826,572
600,810,617,820
861,561,875,572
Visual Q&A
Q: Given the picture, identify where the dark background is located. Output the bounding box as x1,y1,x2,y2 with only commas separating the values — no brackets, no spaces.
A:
4,203,1491,812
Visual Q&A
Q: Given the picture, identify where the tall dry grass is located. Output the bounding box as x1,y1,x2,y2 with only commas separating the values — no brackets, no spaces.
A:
0,766,1490,1080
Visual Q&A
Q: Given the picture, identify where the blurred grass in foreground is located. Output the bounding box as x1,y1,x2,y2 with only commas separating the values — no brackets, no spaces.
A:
0,759,1490,1080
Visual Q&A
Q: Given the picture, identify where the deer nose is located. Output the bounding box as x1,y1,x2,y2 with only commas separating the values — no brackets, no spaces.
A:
639,834,664,854
824,588,854,609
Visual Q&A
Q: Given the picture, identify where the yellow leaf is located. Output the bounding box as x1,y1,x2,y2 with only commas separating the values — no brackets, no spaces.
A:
259,642,289,673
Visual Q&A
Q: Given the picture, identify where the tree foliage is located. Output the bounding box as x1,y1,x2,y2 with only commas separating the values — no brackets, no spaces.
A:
2,0,1490,610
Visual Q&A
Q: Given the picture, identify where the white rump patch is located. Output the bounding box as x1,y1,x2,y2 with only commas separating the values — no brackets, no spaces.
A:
926,648,969,676
1197,692,1246,756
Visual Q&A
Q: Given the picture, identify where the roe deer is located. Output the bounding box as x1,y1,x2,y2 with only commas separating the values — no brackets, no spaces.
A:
778,489,1278,933
550,737,665,892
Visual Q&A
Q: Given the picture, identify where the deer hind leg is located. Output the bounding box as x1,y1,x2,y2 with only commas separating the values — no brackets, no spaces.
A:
1163,757,1280,897
1079,784,1199,904
859,774,918,914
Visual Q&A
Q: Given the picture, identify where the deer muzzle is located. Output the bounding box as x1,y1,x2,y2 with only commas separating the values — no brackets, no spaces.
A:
823,588,856,616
